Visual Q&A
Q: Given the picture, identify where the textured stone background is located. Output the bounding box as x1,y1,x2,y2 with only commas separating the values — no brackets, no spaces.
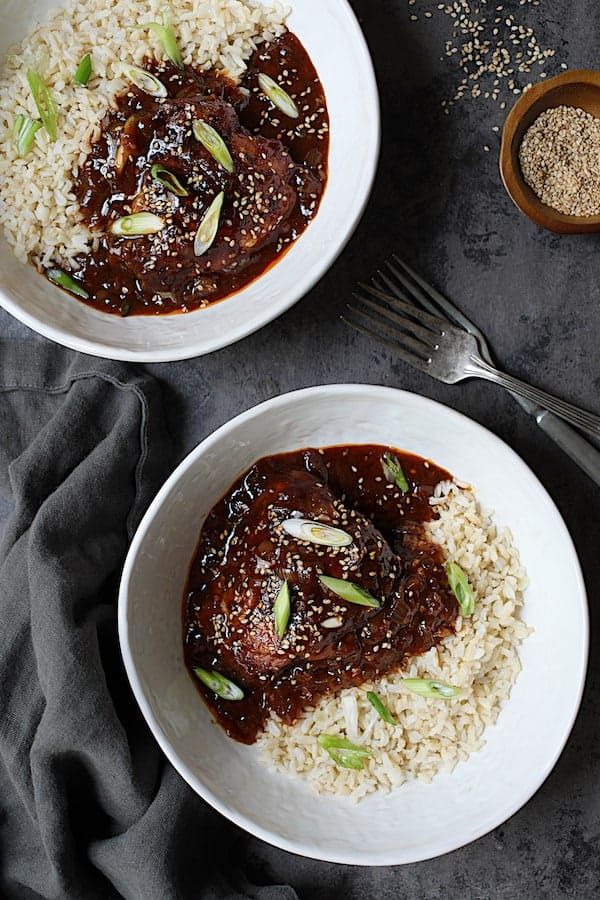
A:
2,0,599,896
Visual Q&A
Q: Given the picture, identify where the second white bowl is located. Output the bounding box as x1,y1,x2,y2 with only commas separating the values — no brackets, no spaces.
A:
118,385,588,865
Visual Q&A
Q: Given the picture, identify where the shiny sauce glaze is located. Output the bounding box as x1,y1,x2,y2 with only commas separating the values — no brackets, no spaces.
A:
67,32,328,315
183,445,458,744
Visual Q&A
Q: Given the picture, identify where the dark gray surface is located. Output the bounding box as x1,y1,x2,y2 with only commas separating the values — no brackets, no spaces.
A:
1,0,599,897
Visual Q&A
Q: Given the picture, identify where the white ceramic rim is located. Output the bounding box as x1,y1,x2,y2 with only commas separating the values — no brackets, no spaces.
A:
0,2,380,361
118,385,589,865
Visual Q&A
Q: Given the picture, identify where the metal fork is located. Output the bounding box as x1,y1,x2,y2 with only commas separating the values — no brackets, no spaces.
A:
343,256,600,482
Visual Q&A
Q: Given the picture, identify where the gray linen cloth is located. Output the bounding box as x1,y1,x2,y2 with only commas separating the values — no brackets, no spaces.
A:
0,341,297,900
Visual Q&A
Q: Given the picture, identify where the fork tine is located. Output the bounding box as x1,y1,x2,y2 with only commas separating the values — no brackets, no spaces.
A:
358,283,446,334
353,291,441,348
341,312,432,373
384,259,451,321
348,300,433,360
390,255,480,336
374,269,441,320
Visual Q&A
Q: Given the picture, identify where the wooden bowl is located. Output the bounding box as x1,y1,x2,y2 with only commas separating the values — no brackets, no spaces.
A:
500,69,600,233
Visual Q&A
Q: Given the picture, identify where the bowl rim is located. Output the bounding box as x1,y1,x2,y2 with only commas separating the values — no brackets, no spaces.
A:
0,0,381,361
500,68,600,233
118,383,589,865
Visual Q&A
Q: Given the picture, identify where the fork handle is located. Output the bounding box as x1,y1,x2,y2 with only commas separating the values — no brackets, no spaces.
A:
468,357,600,439
537,410,600,488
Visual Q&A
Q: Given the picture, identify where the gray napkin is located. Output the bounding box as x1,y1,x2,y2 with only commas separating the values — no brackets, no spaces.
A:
0,341,297,900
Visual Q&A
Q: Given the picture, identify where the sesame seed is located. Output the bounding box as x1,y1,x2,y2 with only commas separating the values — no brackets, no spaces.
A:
519,105,600,216
410,0,556,114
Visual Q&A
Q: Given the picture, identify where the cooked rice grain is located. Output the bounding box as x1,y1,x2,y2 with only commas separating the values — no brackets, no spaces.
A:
257,482,532,801
0,0,289,267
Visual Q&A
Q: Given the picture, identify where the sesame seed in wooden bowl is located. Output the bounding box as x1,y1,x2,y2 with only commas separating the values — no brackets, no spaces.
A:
500,69,600,233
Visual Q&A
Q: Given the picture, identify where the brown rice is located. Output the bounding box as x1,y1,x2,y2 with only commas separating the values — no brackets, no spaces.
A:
256,482,532,801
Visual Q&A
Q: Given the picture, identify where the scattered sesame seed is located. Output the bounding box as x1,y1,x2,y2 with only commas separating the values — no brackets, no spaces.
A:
407,0,559,116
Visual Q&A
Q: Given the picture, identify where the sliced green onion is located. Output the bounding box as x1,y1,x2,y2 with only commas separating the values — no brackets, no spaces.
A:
13,114,42,157
318,734,372,770
274,579,291,639
47,267,89,299
192,120,234,173
115,114,138,174
318,576,380,609
402,678,462,699
193,667,244,701
12,115,24,138
140,20,183,69
381,452,409,493
74,53,93,87
194,191,224,256
127,66,168,98
258,72,300,119
110,212,165,237
366,691,397,725
27,69,58,141
120,300,131,317
282,518,352,547
445,562,475,616
150,163,188,197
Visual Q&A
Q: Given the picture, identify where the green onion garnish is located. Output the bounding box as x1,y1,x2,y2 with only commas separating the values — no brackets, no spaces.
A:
47,267,89,299
150,163,188,197
282,518,352,547
318,576,380,609
193,667,244,701
126,66,168,98
194,191,224,256
318,734,372,770
74,53,93,87
114,114,138,174
258,72,300,119
381,452,409,493
13,114,42,157
27,69,58,141
140,19,183,69
274,579,291,639
445,561,475,616
192,120,234,173
110,212,165,237
366,691,397,725
402,678,462,699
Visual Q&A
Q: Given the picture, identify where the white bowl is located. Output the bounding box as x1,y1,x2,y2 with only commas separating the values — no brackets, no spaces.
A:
0,0,379,361
119,385,588,865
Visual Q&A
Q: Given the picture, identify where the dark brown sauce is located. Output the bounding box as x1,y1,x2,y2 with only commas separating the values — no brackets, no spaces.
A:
63,32,328,315
183,445,458,744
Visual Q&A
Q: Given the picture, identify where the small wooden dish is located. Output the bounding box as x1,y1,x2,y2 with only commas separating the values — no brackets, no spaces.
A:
500,69,600,233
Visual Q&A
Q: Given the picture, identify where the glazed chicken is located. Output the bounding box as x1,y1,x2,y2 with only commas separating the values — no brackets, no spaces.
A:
72,33,329,315
184,447,458,744
112,95,308,302
189,455,411,677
